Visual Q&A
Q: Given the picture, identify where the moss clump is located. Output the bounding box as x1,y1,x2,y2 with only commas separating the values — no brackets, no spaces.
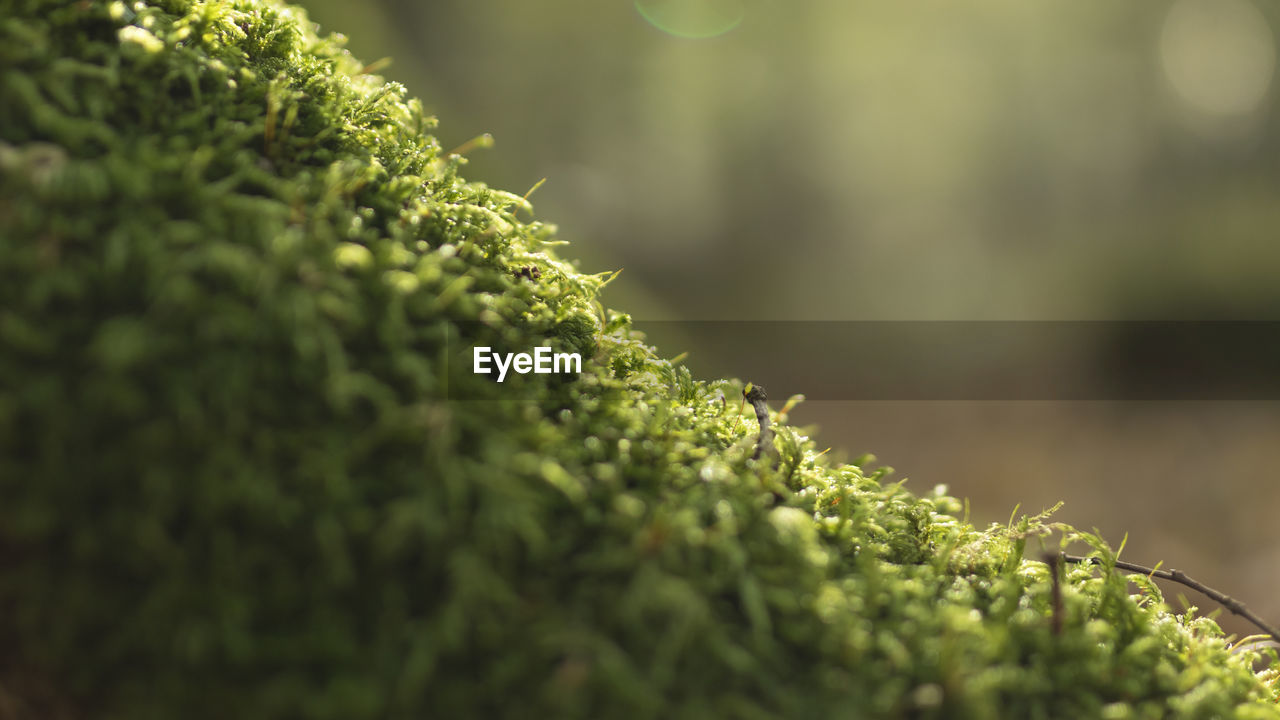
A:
1,1,1277,718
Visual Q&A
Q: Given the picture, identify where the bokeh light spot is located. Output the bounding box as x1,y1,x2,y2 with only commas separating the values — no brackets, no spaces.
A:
635,0,744,39
1160,0,1276,116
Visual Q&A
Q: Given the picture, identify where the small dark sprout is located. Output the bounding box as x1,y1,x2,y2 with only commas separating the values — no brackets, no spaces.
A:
514,265,541,281
743,382,773,461
1043,552,1063,636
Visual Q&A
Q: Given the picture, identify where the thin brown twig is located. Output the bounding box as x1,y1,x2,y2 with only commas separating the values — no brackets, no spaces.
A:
1061,553,1280,645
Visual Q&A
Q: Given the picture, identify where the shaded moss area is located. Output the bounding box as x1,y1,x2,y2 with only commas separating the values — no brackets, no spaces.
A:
0,1,1277,717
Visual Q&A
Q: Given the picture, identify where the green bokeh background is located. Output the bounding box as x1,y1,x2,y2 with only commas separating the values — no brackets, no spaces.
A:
299,0,1280,638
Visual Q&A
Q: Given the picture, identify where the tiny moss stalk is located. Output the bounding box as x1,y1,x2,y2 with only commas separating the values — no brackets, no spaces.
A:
743,382,773,461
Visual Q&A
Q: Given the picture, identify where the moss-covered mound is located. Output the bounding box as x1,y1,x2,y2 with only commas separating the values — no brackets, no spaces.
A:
1,1,1277,718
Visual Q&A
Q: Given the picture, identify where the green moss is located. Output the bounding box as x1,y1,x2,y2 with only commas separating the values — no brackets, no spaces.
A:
0,1,1277,718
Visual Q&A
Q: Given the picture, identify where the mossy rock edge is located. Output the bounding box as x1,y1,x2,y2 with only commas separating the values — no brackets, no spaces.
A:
1,1,1277,717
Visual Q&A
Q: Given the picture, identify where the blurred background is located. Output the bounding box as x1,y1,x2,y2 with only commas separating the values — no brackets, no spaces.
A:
299,0,1280,638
